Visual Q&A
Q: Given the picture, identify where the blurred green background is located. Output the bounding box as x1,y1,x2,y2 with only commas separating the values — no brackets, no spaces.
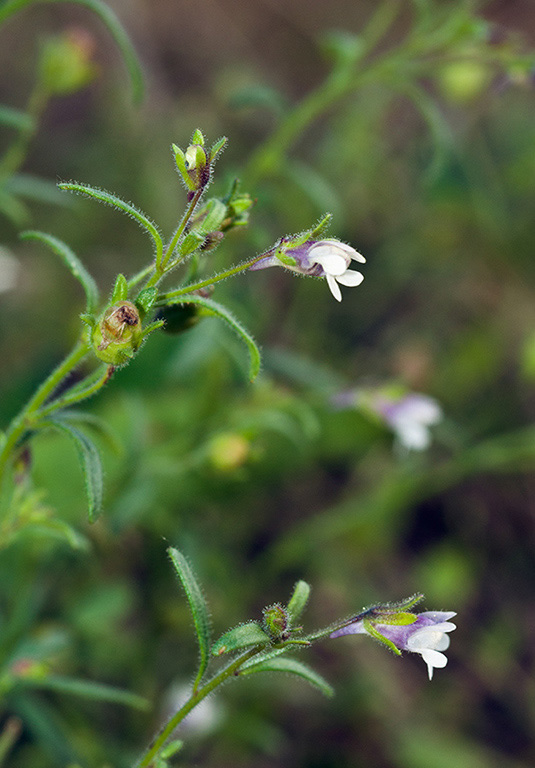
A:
1,0,535,766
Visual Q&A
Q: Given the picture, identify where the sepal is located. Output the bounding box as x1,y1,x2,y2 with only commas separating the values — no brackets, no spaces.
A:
111,273,128,303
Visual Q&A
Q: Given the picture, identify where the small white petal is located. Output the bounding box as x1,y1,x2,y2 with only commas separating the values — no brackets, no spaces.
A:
434,634,451,652
312,250,349,276
421,649,448,679
326,273,342,302
350,250,366,264
335,269,364,287
394,420,430,451
401,396,442,426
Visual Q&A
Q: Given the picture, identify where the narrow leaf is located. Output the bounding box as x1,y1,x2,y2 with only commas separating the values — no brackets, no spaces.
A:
58,182,163,263
240,657,334,697
21,230,99,313
40,419,103,522
53,411,122,455
176,295,261,381
167,548,211,689
112,273,128,302
211,622,271,656
24,675,149,710
287,580,310,625
0,0,144,103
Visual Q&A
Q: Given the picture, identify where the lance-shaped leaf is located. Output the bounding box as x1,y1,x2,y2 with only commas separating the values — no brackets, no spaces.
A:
287,580,310,625
111,273,128,303
58,182,163,264
39,419,103,522
239,657,334,697
24,675,150,710
176,295,261,381
21,231,99,313
167,548,211,691
211,622,271,656
0,0,144,103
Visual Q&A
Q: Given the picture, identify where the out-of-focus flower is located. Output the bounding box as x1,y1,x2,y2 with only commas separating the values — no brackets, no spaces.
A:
163,682,222,736
375,392,442,450
331,609,457,680
251,238,365,302
333,386,442,451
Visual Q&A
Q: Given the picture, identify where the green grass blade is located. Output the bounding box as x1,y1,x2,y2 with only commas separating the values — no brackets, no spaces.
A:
26,675,150,710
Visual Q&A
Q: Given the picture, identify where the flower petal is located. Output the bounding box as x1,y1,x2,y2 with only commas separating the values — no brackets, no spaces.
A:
326,273,342,302
421,649,448,680
312,250,349,276
336,269,364,287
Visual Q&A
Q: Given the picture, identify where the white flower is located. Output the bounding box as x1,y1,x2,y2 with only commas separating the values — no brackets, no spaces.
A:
305,240,365,302
250,238,365,302
330,610,457,680
403,613,457,680
381,394,443,451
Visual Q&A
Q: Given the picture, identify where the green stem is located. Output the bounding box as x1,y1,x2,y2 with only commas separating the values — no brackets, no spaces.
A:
155,254,268,305
145,188,204,286
0,338,90,488
136,646,261,768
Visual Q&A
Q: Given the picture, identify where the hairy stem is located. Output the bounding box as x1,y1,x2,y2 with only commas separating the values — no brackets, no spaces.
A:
136,646,261,768
0,338,90,489
155,254,268,305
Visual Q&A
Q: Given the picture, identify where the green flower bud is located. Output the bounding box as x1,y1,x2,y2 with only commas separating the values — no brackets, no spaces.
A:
91,300,142,365
262,603,289,640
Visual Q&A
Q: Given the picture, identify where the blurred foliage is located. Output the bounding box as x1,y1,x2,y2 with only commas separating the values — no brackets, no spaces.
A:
1,0,535,766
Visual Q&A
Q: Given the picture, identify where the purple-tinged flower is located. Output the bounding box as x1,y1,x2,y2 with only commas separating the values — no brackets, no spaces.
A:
376,393,442,451
251,238,365,302
332,386,442,451
331,611,456,680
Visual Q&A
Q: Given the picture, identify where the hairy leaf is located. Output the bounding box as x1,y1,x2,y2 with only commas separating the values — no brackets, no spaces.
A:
58,182,163,263
40,419,103,522
177,295,261,381
167,548,211,690
21,230,99,313
287,580,311,625
240,657,334,697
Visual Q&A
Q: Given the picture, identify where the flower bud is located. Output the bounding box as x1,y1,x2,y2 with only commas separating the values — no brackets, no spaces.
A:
91,300,142,365
262,603,289,640
39,27,97,96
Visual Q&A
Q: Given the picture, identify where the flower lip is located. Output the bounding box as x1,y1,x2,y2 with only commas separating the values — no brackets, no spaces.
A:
330,610,456,680
249,238,365,302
